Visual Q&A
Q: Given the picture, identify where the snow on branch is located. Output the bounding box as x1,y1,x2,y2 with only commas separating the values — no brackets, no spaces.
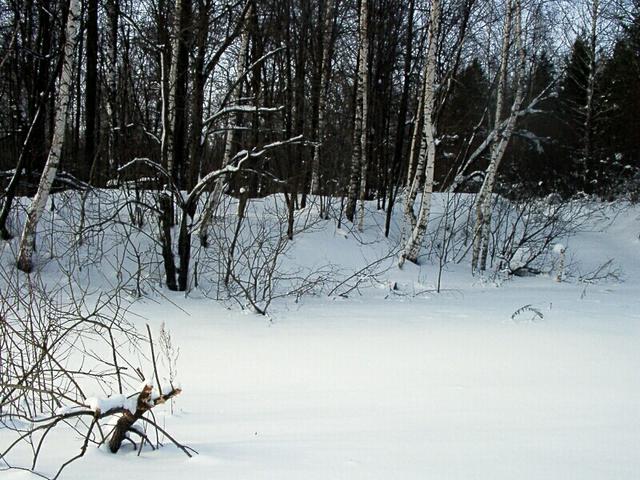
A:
217,46,286,109
203,105,284,126
118,157,170,180
117,157,184,203
105,383,184,453
186,134,304,206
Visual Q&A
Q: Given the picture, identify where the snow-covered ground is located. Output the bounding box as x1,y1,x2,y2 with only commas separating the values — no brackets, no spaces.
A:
1,194,639,479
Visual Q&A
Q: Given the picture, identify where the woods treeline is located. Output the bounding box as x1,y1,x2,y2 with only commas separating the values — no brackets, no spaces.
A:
3,2,638,475
0,0,638,275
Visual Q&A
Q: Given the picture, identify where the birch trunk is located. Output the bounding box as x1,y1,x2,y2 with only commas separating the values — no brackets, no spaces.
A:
357,0,370,232
16,0,81,272
105,0,118,173
472,0,525,273
167,0,180,178
402,74,427,234
471,0,513,273
167,0,191,187
345,0,368,224
399,0,440,266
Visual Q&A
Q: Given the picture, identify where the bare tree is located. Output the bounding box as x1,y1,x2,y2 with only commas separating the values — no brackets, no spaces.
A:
120,135,303,291
399,0,441,266
345,0,369,228
0,271,190,477
16,0,82,272
472,0,526,273
166,0,192,187
198,4,252,247
104,0,119,173
310,0,337,197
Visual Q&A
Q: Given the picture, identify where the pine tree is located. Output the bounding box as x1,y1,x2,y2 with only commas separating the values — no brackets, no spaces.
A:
502,52,563,196
597,12,640,195
557,37,592,192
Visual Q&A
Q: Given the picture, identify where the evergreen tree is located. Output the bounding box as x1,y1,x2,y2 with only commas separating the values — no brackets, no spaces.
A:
439,59,488,188
556,36,607,194
597,12,640,196
502,52,566,196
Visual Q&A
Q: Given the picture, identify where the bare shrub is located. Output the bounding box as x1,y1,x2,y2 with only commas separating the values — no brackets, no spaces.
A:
200,195,330,314
0,266,190,478
483,195,607,277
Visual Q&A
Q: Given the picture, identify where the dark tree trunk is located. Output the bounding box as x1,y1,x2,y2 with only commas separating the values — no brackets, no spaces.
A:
26,0,53,178
85,0,99,178
159,193,178,291
0,109,43,239
188,0,208,189
108,411,139,453
224,192,248,286
177,210,191,291
172,0,192,188
385,0,414,237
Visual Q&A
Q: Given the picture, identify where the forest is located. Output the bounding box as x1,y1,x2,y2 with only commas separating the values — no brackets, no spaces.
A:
0,0,639,278
1,0,639,479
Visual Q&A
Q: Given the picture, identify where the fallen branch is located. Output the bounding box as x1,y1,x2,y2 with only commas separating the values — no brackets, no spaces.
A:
106,384,182,453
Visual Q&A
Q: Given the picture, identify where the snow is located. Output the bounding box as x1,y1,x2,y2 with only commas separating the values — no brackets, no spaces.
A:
80,383,183,415
84,394,128,413
1,193,639,479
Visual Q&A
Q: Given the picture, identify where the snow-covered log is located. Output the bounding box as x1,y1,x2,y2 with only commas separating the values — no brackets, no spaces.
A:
107,383,182,453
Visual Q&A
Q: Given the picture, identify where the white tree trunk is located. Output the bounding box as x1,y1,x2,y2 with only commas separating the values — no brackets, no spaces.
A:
16,0,81,272
472,0,525,273
166,0,183,182
105,0,118,172
471,0,514,273
345,0,368,224
405,81,425,192
357,0,370,232
403,74,430,235
399,0,441,266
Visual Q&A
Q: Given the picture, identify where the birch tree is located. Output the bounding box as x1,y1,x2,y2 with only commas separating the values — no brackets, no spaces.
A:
167,0,192,187
399,0,441,267
471,0,526,273
356,0,370,232
105,0,119,172
16,0,82,272
345,0,369,228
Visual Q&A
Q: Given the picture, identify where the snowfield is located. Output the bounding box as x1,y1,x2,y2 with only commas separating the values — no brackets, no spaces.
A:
1,194,639,479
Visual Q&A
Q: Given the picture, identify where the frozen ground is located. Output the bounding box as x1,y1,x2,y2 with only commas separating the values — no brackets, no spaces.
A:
1,195,639,479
